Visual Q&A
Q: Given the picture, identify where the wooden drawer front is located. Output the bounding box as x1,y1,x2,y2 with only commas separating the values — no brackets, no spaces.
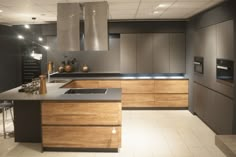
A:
42,126,121,148
155,94,188,107
42,102,121,125
155,80,188,93
122,94,155,107
98,80,121,88
63,80,99,88
121,80,155,93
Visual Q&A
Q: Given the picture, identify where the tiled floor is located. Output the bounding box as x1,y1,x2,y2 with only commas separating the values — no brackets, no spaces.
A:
0,110,226,157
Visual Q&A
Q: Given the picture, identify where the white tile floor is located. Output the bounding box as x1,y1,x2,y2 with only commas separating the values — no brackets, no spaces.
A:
0,110,226,157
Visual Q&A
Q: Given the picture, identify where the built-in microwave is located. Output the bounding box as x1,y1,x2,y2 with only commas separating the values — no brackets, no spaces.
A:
216,59,234,83
194,56,204,74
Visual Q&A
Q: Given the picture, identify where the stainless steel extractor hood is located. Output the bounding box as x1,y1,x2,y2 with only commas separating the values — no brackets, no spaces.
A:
83,2,109,51
57,3,80,51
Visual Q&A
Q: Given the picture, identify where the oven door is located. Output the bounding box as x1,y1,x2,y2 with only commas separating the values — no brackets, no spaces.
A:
216,59,234,83
194,57,204,74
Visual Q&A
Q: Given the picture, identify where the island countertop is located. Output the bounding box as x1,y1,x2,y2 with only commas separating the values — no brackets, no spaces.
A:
0,82,121,101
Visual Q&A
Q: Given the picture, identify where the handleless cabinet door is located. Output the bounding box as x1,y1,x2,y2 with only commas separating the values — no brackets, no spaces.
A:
137,34,153,73
170,33,186,73
153,33,170,73
216,20,234,60
120,34,137,73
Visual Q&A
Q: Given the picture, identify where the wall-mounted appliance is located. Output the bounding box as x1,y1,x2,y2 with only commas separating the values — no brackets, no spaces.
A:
216,59,234,83
194,56,204,74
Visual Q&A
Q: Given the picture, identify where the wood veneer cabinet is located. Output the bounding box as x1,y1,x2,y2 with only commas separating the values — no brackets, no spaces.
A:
62,79,188,108
154,80,188,93
121,80,155,93
41,101,121,149
42,126,121,148
122,80,188,108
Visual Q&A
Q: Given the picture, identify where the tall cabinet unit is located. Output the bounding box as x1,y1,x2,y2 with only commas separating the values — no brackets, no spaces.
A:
136,34,153,73
120,34,137,73
193,20,235,134
216,20,234,60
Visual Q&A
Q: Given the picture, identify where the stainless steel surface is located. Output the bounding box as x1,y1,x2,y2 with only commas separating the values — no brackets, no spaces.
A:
194,62,201,65
217,65,229,70
83,2,108,51
64,88,107,94
57,3,80,51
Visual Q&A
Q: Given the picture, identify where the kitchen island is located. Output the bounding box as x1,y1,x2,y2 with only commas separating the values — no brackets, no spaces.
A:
0,73,189,151
0,82,122,151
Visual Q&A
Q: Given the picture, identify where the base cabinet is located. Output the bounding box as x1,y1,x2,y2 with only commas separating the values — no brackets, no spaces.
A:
41,101,122,149
193,82,234,134
63,79,189,108
42,126,121,148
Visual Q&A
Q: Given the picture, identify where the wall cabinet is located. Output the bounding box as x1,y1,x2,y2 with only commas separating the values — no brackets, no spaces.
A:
153,34,169,73
170,33,186,73
120,34,137,73
120,33,186,74
136,34,153,73
193,82,234,134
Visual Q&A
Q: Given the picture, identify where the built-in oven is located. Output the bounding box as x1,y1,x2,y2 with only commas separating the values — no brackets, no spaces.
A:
194,56,204,74
216,59,234,83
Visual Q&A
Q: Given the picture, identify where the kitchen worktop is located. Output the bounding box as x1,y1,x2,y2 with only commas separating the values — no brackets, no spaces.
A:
51,73,189,80
0,82,121,101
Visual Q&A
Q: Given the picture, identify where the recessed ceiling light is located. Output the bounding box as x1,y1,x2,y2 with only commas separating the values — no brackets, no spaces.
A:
24,24,30,29
43,46,50,50
38,37,43,42
0,10,3,13
17,35,24,39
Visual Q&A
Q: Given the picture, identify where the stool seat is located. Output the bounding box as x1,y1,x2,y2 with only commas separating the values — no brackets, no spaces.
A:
0,102,13,108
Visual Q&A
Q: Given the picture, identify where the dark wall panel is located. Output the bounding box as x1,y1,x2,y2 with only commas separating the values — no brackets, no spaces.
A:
0,25,22,93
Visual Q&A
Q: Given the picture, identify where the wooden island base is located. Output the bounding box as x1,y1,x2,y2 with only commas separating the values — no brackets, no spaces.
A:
41,101,122,150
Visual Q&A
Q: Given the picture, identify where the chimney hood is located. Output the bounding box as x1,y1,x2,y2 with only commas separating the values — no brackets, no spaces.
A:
57,3,81,51
57,2,109,52
83,2,109,51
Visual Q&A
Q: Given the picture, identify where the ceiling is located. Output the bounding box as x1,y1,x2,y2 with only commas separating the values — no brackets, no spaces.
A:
0,0,225,25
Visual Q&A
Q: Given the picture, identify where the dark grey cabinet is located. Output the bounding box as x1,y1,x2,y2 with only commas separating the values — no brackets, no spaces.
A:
193,82,234,134
153,34,169,73
216,20,234,60
194,25,216,88
136,34,153,73
170,33,186,73
120,33,186,74
193,82,208,120
120,34,137,73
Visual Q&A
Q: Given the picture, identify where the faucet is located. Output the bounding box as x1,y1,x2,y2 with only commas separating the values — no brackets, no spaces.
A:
48,72,59,83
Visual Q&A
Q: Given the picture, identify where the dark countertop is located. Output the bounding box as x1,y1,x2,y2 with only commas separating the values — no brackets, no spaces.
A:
0,82,121,101
50,72,189,80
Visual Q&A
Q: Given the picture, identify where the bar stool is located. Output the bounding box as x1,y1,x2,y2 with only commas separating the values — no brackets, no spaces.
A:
0,101,14,138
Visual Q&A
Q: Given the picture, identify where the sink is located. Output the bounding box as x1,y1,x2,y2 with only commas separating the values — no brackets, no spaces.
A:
64,88,107,94
50,80,68,83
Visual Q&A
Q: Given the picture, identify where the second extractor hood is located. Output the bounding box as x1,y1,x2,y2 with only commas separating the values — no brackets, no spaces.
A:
83,2,109,51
